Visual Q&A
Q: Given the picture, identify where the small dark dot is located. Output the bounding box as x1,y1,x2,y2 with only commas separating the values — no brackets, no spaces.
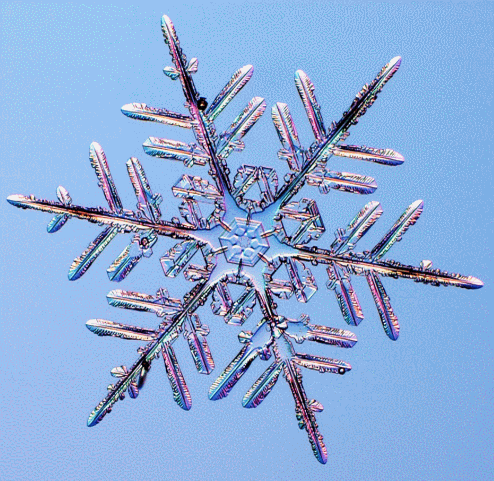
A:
198,97,208,111
338,367,346,375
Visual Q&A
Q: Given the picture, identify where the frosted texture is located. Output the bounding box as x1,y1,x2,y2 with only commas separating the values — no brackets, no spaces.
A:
7,14,483,465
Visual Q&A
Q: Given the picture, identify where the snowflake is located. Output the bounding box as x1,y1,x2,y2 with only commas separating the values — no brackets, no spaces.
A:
7,15,483,464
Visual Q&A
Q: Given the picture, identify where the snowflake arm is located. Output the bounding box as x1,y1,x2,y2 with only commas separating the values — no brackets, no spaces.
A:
291,200,483,339
7,140,238,282
207,285,356,464
160,14,262,209
260,56,402,225
87,279,214,426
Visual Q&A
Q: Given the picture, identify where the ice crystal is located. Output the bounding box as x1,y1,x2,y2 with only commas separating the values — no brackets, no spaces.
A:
7,15,483,464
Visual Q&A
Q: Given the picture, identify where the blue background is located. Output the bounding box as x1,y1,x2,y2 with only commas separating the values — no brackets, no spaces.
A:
1,2,492,480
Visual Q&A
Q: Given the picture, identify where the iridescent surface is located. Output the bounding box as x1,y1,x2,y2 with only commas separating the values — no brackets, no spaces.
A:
6,13,484,466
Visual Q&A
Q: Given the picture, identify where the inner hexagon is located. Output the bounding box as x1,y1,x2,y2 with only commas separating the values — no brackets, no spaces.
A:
219,217,270,266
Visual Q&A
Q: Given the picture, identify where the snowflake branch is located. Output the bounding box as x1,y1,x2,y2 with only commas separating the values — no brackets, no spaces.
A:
293,245,483,289
261,57,402,225
7,194,197,236
87,279,214,426
161,15,239,208
273,334,328,464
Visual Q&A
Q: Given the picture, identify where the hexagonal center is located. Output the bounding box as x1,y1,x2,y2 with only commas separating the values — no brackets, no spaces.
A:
219,218,269,266
239,236,250,248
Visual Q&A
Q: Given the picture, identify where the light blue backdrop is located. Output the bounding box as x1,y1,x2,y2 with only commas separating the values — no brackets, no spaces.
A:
1,2,492,480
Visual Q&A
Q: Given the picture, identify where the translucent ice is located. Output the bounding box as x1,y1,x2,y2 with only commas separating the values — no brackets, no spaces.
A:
7,14,483,464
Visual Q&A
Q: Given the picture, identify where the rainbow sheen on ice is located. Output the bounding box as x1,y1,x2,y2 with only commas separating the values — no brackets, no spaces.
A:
7,14,483,465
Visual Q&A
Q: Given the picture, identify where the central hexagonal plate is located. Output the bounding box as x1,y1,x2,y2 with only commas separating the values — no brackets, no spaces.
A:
219,218,269,266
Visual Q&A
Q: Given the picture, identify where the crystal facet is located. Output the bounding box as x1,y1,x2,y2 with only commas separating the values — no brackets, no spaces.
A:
6,14,483,465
